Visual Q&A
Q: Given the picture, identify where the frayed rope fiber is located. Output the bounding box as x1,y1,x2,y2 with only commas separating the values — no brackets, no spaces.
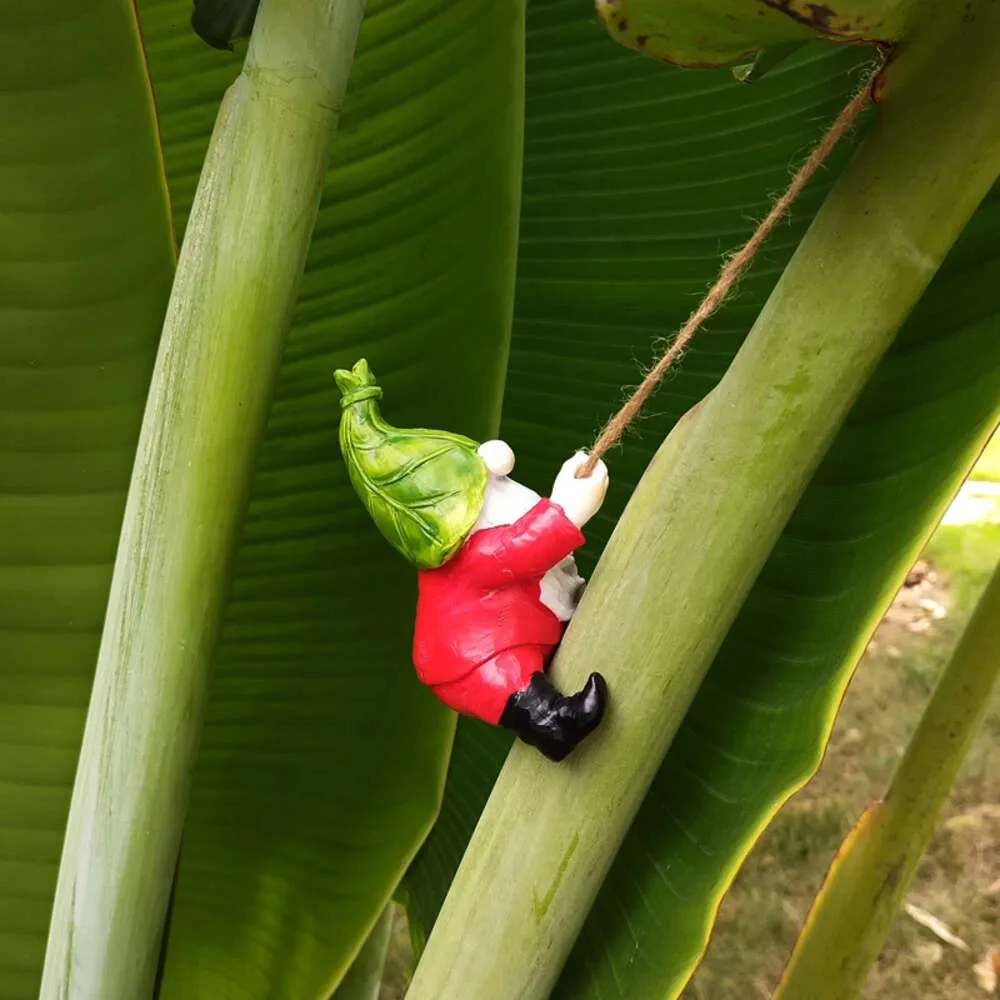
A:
578,65,880,479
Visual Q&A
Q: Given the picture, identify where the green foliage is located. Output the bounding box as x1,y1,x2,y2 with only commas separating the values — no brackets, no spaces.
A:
970,431,1000,483
144,0,526,995
2,0,999,998
595,0,914,67
0,3,174,997
929,523,1000,609
40,3,367,996
192,0,261,49
331,905,395,1000
405,4,1000,998
404,0,1000,993
683,513,1000,999
336,360,488,570
1,0,523,996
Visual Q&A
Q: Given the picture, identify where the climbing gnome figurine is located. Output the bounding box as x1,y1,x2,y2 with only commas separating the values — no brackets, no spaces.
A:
335,359,610,761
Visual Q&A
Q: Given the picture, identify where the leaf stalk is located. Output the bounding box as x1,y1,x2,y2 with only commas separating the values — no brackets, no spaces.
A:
39,2,364,997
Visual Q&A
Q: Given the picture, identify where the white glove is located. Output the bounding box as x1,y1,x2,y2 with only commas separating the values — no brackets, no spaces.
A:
550,451,609,528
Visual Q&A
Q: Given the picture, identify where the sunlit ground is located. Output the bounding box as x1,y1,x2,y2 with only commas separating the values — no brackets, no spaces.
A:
944,480,1000,527
687,433,1000,1000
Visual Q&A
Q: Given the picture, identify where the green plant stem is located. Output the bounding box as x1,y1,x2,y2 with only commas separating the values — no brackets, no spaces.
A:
38,2,364,998
406,6,1000,1000
772,558,1000,1000
332,904,395,1000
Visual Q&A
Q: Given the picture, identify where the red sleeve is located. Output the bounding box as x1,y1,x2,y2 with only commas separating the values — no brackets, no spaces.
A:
463,499,585,587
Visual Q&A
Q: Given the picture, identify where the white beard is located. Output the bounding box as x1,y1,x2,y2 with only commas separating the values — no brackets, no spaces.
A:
471,474,585,622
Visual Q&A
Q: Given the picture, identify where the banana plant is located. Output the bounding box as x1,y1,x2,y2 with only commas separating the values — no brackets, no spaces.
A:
2,1,1000,1000
773,558,1000,1000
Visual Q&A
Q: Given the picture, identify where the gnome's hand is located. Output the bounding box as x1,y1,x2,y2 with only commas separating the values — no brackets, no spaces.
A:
550,452,609,528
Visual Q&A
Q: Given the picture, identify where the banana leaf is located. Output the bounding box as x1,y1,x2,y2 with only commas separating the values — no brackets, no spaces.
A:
404,7,1000,999
594,0,913,67
0,3,174,996
144,0,525,995
2,0,523,995
6,1,1000,998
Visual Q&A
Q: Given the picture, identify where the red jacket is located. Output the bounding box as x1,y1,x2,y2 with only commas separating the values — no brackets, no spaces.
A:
413,499,585,686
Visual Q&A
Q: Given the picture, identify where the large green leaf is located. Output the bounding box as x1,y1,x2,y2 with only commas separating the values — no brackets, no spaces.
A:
559,192,1000,1000
405,4,1000,996
135,0,526,996
42,3,368,995
1,0,523,996
406,15,872,935
9,3,995,999
0,4,175,998
594,0,912,68
192,0,261,48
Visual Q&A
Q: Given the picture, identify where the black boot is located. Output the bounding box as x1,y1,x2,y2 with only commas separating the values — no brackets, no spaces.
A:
499,671,607,762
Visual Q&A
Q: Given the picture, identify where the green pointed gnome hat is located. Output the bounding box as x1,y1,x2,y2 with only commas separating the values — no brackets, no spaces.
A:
335,359,488,569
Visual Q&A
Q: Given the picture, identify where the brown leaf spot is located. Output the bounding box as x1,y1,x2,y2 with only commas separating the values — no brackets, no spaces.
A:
760,0,842,34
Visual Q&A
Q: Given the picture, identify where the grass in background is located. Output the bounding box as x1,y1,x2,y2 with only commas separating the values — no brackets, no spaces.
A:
972,431,1000,484
685,451,1000,999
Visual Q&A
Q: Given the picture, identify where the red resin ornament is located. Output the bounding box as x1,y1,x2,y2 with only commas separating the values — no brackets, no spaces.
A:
336,361,610,761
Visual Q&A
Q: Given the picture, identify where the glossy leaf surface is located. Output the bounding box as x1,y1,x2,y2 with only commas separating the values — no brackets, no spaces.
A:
406,5,1000,999
41,2,367,995
596,0,911,67
192,0,261,48
6,2,998,999
138,0,526,996
0,4,174,998
1,0,523,996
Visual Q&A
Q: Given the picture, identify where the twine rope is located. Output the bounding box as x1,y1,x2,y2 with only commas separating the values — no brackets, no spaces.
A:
578,68,879,479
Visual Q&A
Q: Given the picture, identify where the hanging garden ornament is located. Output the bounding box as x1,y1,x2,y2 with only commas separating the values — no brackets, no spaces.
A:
335,359,610,761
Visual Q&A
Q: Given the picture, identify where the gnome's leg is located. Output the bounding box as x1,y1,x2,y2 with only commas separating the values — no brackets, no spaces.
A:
499,667,607,763
431,648,608,761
